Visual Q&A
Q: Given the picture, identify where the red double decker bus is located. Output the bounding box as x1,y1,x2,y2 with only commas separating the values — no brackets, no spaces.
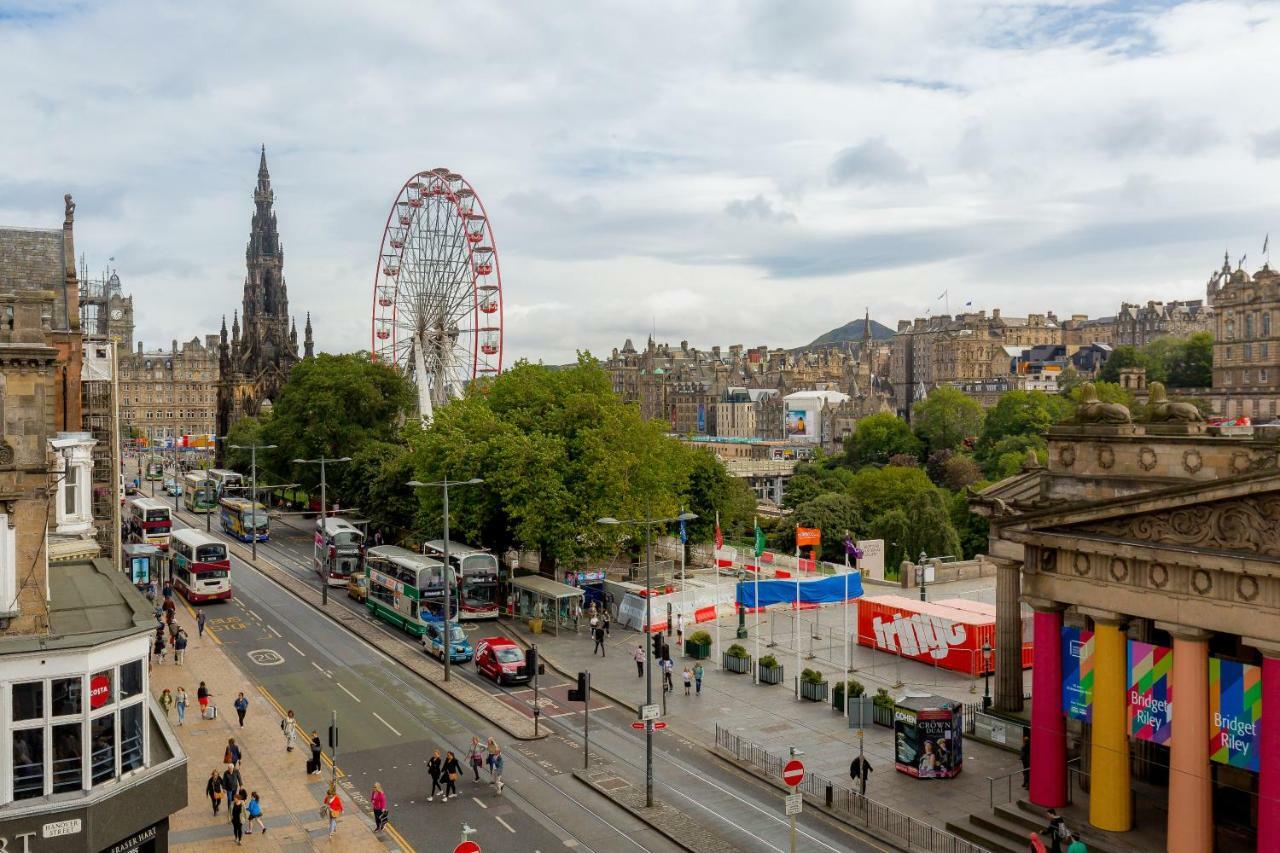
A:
125,497,172,550
169,528,231,602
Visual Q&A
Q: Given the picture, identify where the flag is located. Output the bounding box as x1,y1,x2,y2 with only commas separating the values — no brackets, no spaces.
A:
679,513,688,545
796,526,821,549
1265,233,1270,256
714,513,723,550
753,519,766,558
964,300,972,307
937,289,948,301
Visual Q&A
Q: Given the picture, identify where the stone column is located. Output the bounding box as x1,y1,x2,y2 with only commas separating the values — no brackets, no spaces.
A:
994,557,1024,712
1029,600,1066,807
1156,622,1212,853
1081,609,1131,832
1244,638,1280,853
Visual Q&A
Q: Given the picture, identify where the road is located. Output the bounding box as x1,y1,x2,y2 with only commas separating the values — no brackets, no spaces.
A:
171,500,884,853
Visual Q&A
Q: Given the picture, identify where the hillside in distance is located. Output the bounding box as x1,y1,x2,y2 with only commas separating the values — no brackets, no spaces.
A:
802,317,895,349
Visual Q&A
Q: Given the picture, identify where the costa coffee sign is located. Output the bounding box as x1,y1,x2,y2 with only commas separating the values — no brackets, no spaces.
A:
89,675,111,709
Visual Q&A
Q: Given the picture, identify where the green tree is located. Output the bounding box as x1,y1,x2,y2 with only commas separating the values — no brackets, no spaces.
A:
1096,345,1150,384
1066,380,1135,409
949,490,989,560
976,390,1069,476
911,387,984,454
790,493,864,563
223,416,268,478
940,454,982,491
682,447,756,543
844,412,923,469
782,462,854,509
1165,332,1213,388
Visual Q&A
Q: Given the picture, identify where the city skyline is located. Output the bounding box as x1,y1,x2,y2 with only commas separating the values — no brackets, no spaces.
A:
3,2,1280,364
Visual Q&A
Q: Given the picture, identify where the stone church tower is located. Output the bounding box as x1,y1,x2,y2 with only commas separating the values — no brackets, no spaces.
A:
217,147,313,456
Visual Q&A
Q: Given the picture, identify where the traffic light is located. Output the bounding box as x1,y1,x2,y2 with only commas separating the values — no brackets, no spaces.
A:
651,631,664,659
525,646,539,677
328,724,338,750
568,671,590,702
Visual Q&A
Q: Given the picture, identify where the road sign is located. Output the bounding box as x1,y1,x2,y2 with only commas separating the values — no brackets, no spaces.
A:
785,793,803,816
652,721,668,730
454,843,481,853
782,758,805,787
641,703,660,721
631,721,646,730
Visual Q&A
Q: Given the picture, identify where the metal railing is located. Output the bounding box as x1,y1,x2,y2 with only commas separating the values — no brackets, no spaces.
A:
716,725,991,853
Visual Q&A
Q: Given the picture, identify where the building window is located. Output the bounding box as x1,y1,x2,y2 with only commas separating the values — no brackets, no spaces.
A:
1227,319,1235,339
1245,343,1253,360
12,682,43,721
1227,346,1233,360
1262,369,1270,383
1246,315,1255,339
1266,313,1273,337
63,465,77,516
1264,343,1270,359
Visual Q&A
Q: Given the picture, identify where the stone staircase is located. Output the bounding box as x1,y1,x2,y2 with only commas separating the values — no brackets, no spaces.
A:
947,801,1116,853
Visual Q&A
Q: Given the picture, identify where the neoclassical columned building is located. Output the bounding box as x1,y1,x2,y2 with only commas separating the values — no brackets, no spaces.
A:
974,387,1278,852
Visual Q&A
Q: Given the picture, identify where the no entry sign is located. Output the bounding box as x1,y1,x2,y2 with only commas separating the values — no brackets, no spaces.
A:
454,842,481,853
782,758,805,787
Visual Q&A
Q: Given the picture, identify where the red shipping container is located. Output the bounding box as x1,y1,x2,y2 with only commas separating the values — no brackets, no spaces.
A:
932,598,1034,670
856,595,995,676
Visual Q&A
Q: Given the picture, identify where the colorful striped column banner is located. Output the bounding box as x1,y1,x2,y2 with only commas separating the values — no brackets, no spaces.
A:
1127,641,1173,744
1209,657,1262,772
1061,626,1094,722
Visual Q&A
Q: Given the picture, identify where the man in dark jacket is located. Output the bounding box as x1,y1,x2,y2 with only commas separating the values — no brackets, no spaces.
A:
1020,731,1031,789
849,754,873,796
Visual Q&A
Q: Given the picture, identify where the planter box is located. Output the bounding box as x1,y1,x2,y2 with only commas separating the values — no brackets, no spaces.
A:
758,664,784,685
800,680,829,702
685,640,711,660
723,653,752,674
833,690,867,713
873,704,894,727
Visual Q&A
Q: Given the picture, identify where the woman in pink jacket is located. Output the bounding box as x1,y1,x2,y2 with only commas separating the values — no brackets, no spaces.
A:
370,782,388,832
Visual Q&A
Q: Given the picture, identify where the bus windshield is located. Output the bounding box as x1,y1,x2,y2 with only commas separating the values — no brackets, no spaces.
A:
196,544,227,562
334,531,361,548
145,510,170,522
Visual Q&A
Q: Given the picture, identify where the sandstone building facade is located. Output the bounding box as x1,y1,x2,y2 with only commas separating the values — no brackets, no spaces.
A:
1207,255,1280,420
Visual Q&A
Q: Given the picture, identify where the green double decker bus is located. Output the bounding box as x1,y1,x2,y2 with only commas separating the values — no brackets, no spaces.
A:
365,546,453,637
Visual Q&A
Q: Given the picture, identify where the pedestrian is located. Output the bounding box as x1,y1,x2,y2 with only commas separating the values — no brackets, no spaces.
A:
1065,836,1087,853
662,657,674,693
163,581,173,600
282,710,297,751
442,750,462,801
1044,809,1070,853
676,613,684,648
427,749,444,801
323,784,343,838
206,770,224,816
175,686,188,725
681,666,692,695
693,662,704,695
222,765,242,803
1020,731,1031,789
197,681,211,717
153,633,166,664
159,688,174,718
162,596,176,620
234,692,248,727
197,609,207,637
174,629,188,665
308,731,323,775
225,738,242,768
593,624,606,656
1028,832,1047,853
486,737,501,783
602,608,610,636
849,754,873,796
229,790,245,846
245,791,267,835
572,600,581,632
371,782,388,831
469,736,485,782
634,645,645,678
492,745,505,794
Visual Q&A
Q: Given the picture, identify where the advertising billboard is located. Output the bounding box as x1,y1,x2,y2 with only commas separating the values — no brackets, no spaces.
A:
856,539,885,581
1209,657,1262,771
785,409,811,437
697,403,706,433
1127,641,1173,745
1061,626,1094,722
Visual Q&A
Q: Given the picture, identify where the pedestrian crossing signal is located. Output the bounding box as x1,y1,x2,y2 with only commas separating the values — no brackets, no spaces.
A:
568,671,589,702
328,724,338,750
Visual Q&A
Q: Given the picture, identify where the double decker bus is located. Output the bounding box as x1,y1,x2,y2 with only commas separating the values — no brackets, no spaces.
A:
422,539,500,620
125,497,172,550
183,471,218,513
207,468,244,498
170,528,231,602
315,517,364,586
144,457,165,481
220,497,269,542
365,546,453,637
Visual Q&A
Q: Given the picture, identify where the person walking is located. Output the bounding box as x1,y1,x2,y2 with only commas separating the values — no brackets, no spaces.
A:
153,632,167,665
1020,731,1031,789
197,609,207,638
1027,832,1048,853
206,770,224,816
634,645,645,678
682,666,693,695
222,765,242,804
197,681,211,718
245,791,266,835
371,782,388,831
693,662,704,695
662,656,675,693
229,790,245,846
469,737,485,782
224,738,242,769
602,608,610,636
676,613,684,649
323,784,343,838
442,750,462,801
281,710,298,751
427,749,444,801
1044,809,1070,853
158,688,174,719
233,692,249,727
850,754,873,796
593,624,606,656
486,737,502,784
308,731,323,776
1065,836,1087,853
174,628,188,665
492,745,505,794
175,686,188,726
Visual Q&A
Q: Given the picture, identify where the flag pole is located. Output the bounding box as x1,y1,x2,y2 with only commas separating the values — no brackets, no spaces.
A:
680,508,687,634
714,511,721,669
843,531,850,719
754,516,761,685
794,525,801,702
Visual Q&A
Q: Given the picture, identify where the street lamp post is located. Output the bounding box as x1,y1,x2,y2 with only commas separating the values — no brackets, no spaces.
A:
296,456,351,606
407,477,484,683
916,551,928,602
229,443,277,561
598,511,697,809
982,641,993,710
208,436,228,533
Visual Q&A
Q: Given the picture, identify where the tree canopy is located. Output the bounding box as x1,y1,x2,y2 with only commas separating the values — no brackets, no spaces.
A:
1097,333,1212,389
844,411,923,469
911,386,984,454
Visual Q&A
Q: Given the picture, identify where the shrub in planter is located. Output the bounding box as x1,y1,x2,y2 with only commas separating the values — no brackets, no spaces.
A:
757,654,784,685
685,630,712,660
872,687,896,726
799,668,829,702
723,643,751,674
831,678,866,713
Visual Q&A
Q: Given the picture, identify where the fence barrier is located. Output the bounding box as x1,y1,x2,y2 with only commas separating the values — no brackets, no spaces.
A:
715,724,992,853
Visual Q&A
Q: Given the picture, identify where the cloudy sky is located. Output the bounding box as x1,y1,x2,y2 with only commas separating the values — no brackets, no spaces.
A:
3,1,1280,365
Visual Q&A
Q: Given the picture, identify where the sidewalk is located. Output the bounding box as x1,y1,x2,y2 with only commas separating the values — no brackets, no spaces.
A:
149,598,392,851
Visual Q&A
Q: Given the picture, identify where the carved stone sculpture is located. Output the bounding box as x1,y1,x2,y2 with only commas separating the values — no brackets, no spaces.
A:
1146,381,1202,423
1076,382,1132,424
63,193,75,225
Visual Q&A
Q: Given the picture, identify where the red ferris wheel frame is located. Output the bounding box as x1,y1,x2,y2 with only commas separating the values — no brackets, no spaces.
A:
370,168,504,390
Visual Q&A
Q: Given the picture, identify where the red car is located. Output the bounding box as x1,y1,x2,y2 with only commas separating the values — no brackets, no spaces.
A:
474,637,530,685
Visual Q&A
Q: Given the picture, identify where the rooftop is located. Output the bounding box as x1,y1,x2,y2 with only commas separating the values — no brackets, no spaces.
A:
0,557,154,654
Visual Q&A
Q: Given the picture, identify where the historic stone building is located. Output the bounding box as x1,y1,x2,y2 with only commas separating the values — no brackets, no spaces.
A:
1207,254,1280,420
216,147,313,451
973,389,1278,851
120,336,220,445
1062,299,1212,349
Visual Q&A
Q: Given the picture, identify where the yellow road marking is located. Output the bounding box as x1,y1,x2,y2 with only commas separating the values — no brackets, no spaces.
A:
259,686,345,779
383,821,415,852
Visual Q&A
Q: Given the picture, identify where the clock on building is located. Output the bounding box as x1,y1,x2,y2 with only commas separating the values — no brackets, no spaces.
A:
110,308,123,320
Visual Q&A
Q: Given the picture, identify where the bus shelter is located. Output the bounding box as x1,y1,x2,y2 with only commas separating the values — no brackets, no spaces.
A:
509,575,583,636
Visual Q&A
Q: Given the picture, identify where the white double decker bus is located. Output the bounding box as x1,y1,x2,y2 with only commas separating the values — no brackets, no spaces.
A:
315,517,365,586
422,539,500,620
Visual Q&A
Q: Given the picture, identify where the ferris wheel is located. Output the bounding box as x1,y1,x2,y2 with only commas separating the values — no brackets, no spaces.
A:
371,168,504,420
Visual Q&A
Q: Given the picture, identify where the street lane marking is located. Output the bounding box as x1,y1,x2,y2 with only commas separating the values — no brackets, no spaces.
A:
472,797,487,809
247,608,262,621
266,624,282,638
495,815,516,833
287,641,306,657
337,683,362,703
372,712,401,737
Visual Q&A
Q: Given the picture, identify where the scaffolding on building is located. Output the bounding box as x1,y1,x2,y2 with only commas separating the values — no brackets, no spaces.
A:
81,338,122,569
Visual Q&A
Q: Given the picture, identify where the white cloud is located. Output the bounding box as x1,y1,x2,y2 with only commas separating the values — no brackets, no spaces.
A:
2,1,1279,366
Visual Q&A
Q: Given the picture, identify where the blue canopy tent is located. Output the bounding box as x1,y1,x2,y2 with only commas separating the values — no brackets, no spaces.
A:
737,572,864,608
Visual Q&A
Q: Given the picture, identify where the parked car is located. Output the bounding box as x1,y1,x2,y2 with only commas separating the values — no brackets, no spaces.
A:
474,636,530,685
423,619,473,663
346,573,368,603
162,479,183,496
